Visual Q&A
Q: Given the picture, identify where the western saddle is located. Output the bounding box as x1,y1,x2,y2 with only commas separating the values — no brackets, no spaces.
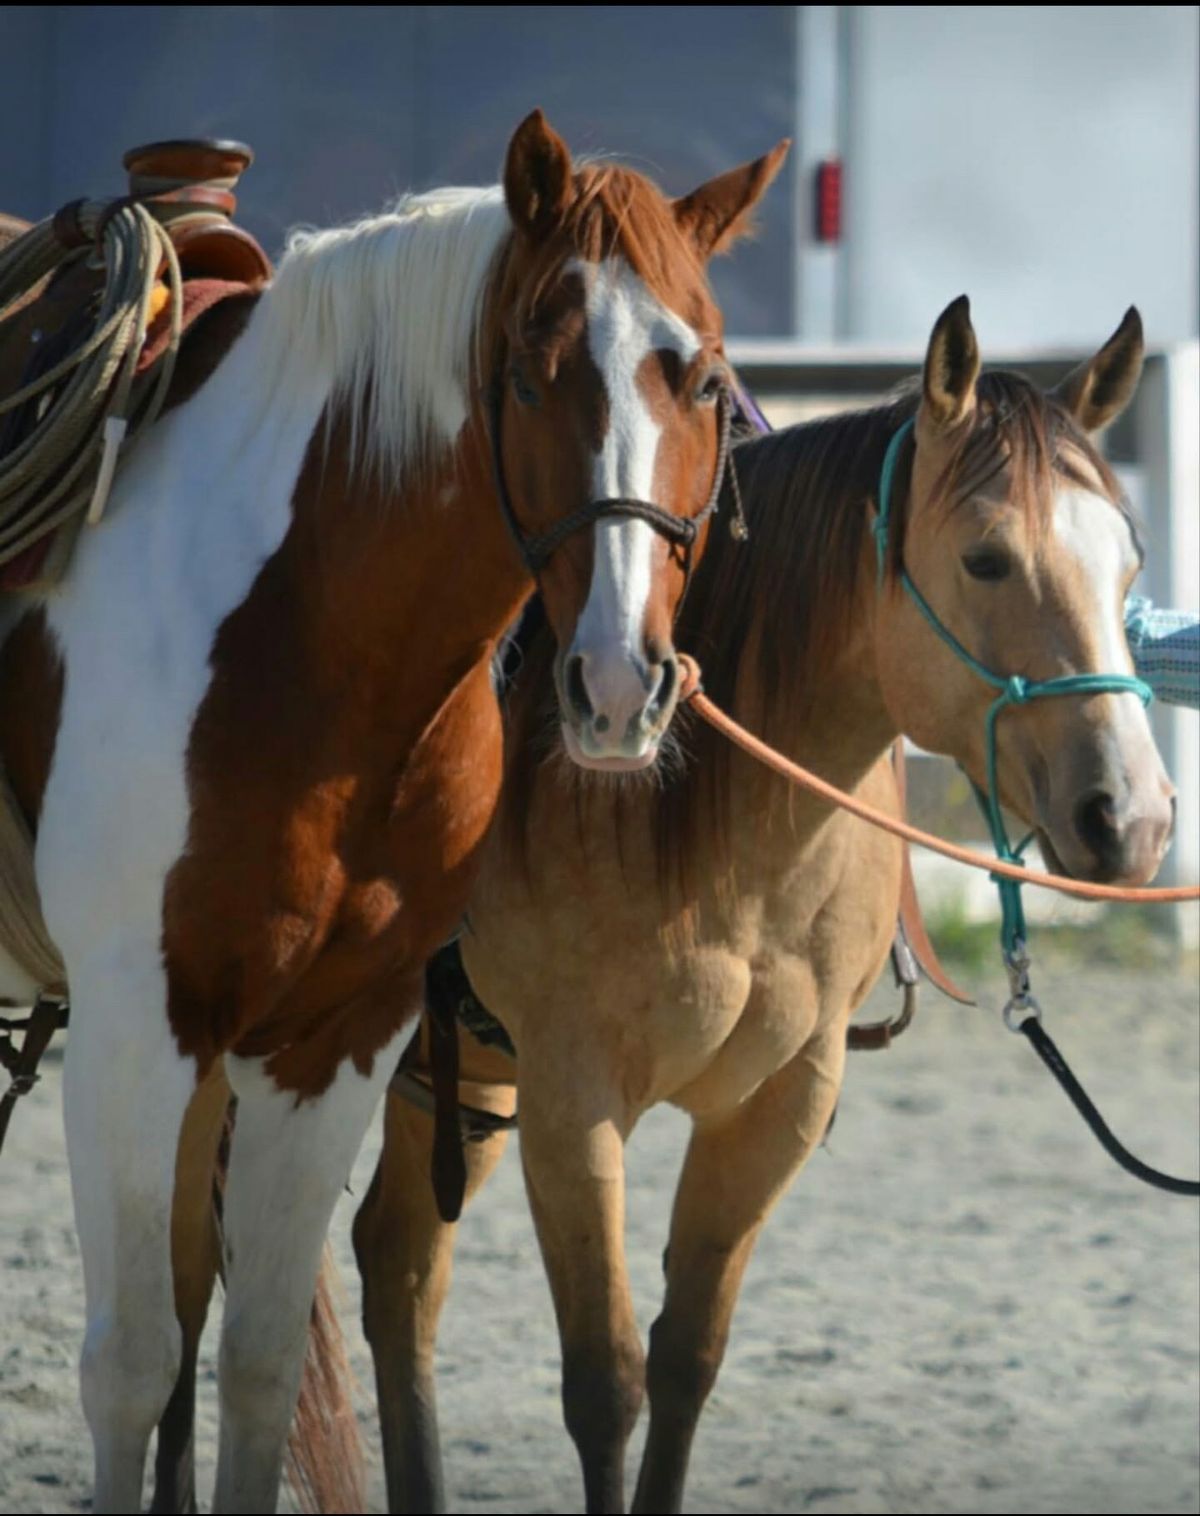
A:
0,138,273,590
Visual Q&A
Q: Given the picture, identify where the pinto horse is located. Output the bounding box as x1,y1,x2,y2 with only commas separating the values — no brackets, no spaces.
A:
353,298,1176,1513
0,111,787,1512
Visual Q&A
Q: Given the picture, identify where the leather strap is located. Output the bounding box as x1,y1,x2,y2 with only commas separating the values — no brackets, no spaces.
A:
389,1066,518,1141
391,992,517,1227
51,198,89,252
426,979,467,1225
0,993,69,1157
487,377,743,583
892,744,976,1006
846,975,918,1051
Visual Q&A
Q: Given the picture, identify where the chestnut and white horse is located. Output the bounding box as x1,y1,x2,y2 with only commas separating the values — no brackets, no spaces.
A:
0,110,787,1511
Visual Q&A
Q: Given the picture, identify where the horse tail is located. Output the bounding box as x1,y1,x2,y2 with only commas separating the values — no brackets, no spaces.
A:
284,1244,366,1515
213,1101,366,1514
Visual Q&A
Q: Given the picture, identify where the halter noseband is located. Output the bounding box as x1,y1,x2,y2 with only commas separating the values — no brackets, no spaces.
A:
873,415,1153,957
486,373,746,592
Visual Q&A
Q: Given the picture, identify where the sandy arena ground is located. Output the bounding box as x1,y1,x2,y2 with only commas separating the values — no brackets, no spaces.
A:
1,964,1197,1514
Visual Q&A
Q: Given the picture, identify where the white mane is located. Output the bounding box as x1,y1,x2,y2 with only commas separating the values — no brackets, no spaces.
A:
259,185,511,482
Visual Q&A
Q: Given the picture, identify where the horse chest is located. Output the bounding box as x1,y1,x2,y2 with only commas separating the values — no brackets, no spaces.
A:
163,652,504,1086
664,946,820,1117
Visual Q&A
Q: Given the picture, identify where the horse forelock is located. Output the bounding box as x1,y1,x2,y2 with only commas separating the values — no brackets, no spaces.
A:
506,163,715,340
925,372,1133,546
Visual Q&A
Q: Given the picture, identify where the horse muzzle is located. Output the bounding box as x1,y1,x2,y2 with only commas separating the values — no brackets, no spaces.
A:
557,644,680,771
1039,777,1176,886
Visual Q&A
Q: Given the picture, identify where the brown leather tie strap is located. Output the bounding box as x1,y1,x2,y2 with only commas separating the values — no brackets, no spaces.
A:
389,1066,519,1141
426,992,467,1225
891,744,976,1005
678,657,1200,906
847,975,918,1051
0,993,69,1157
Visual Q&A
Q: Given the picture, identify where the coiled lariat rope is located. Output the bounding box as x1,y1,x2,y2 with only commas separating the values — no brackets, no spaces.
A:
0,197,186,569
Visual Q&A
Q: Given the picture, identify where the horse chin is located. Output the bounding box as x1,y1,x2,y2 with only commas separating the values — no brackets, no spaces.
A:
560,723,660,774
1036,828,1069,878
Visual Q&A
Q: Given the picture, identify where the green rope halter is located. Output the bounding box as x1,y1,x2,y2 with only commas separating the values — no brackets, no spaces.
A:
873,416,1152,960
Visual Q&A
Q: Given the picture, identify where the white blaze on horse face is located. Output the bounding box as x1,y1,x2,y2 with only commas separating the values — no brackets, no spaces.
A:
1051,485,1163,797
566,257,700,753
1053,487,1139,672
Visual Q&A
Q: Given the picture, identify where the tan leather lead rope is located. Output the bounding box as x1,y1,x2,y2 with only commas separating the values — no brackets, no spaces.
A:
677,657,1200,906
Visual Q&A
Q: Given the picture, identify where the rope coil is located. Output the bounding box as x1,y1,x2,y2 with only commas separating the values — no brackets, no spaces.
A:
0,197,187,571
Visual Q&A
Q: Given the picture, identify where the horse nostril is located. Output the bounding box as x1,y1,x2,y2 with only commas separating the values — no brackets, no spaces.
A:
1074,789,1120,859
650,655,678,716
565,655,594,723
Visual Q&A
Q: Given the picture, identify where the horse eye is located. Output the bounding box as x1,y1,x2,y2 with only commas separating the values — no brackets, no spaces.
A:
510,365,540,407
962,549,1011,582
695,371,726,406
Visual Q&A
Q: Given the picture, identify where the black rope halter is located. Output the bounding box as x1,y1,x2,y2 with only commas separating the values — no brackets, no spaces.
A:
486,373,746,605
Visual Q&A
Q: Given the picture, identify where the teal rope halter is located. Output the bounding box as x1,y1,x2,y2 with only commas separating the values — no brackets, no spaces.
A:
873,417,1153,968
866,410,1197,1196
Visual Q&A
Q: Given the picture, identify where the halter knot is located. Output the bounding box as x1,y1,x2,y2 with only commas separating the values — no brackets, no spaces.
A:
1003,675,1030,706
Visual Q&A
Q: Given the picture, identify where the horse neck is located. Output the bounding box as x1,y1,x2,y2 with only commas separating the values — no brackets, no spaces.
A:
728,532,899,819
287,402,527,724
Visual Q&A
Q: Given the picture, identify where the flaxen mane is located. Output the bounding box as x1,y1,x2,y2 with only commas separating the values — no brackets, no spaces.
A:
260,163,709,492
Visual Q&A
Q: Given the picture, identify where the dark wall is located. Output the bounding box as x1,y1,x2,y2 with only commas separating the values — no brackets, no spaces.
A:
0,5,796,334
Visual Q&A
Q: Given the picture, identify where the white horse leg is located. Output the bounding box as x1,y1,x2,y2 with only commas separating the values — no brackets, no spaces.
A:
61,953,197,1514
213,1035,405,1513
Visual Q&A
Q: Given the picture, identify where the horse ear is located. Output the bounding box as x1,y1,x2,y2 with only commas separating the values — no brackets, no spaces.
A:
504,109,573,240
1053,308,1144,433
920,295,980,433
673,140,790,259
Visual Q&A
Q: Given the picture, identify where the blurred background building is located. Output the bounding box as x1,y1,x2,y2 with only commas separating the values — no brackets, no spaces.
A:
2,6,1196,347
2,4,1196,912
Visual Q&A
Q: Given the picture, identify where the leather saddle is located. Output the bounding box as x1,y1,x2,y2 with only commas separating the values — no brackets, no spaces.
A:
0,139,273,590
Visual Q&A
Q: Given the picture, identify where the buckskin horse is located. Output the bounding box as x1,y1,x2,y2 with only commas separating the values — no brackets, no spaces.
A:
0,111,788,1511
352,298,1175,1513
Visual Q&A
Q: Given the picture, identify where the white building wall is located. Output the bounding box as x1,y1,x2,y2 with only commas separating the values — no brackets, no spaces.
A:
844,6,1199,349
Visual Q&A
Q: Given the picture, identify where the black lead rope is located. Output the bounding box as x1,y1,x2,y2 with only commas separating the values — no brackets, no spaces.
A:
486,376,744,596
1014,1014,1199,1197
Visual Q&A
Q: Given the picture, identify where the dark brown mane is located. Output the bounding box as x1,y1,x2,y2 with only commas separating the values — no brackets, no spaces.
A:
502,369,1133,900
